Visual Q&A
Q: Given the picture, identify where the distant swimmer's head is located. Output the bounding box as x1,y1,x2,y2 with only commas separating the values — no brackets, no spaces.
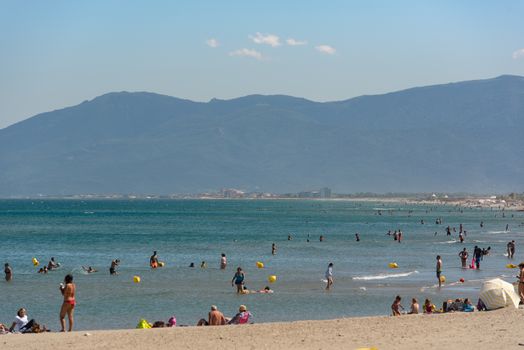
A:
4,263,8,267
264,286,271,291
237,267,242,272
221,253,226,257
211,305,217,311
64,274,73,284
328,263,333,267
519,262,524,268
153,251,157,255
436,255,441,260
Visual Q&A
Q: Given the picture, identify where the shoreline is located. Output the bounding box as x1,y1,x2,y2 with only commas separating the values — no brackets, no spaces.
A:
2,309,522,350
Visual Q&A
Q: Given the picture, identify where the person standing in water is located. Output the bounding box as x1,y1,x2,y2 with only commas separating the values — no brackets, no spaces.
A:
231,267,245,294
59,274,76,332
109,259,119,275
150,251,159,268
507,241,516,259
220,254,227,269
271,243,276,255
473,246,482,269
436,256,443,288
459,248,468,268
355,233,360,242
325,263,334,290
4,263,12,282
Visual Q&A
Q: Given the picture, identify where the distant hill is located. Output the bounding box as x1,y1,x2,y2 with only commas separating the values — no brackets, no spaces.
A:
0,75,523,196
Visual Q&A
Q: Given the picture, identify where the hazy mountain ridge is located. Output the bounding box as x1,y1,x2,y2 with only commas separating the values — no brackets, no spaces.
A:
1,75,523,196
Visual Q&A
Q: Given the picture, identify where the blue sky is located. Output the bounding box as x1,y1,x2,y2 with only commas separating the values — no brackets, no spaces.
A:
1,0,523,128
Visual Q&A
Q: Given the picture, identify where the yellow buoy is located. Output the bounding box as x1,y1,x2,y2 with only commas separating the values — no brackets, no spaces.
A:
268,275,277,283
440,275,446,283
133,276,141,283
32,258,39,266
388,262,398,268
256,261,264,269
506,264,517,269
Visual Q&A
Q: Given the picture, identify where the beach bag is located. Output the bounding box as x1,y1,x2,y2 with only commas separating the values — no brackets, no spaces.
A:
136,319,152,329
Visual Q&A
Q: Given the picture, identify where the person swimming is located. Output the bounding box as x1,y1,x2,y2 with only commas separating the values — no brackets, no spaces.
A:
47,257,60,270
220,254,227,269
4,263,12,282
82,266,97,273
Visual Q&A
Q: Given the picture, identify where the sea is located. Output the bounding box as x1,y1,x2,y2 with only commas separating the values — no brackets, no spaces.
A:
0,199,522,330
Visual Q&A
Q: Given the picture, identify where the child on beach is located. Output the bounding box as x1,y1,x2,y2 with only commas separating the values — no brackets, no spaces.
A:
424,299,434,314
408,298,419,314
391,296,404,316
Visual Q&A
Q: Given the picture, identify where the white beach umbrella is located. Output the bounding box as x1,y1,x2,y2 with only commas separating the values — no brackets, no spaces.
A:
479,278,520,310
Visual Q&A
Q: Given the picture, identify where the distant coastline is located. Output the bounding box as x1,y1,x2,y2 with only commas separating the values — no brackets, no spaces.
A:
1,192,523,210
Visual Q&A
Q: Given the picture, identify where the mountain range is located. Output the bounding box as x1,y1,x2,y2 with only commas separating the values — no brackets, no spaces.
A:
1,75,523,196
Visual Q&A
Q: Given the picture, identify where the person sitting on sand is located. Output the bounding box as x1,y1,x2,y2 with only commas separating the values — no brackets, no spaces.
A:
391,295,404,316
82,266,97,273
47,257,60,270
408,298,419,314
424,299,434,314
228,305,252,325
463,298,474,312
0,323,9,334
9,308,46,333
197,305,226,326
4,263,12,282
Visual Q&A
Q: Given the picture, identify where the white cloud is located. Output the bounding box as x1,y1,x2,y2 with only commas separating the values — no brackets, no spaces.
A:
286,38,307,46
229,48,263,60
206,38,219,48
513,48,524,59
249,32,281,47
315,45,336,55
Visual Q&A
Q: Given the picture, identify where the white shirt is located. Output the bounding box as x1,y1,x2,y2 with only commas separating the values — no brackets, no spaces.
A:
13,315,28,332
325,266,333,279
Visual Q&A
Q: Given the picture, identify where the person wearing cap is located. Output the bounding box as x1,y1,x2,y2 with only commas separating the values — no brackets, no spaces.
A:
197,305,226,326
228,305,252,325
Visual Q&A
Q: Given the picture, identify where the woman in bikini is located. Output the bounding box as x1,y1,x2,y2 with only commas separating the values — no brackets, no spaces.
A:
59,274,76,332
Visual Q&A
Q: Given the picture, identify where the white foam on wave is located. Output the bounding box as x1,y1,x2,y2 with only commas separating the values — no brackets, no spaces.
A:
437,240,457,244
488,231,508,234
352,270,419,281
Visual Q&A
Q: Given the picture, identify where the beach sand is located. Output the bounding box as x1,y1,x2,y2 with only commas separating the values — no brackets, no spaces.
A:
2,308,522,350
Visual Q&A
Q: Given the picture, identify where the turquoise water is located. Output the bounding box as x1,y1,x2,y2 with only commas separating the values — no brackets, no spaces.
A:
0,199,522,330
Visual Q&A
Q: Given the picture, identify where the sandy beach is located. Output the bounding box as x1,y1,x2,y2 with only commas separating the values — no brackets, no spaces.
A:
2,308,523,350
